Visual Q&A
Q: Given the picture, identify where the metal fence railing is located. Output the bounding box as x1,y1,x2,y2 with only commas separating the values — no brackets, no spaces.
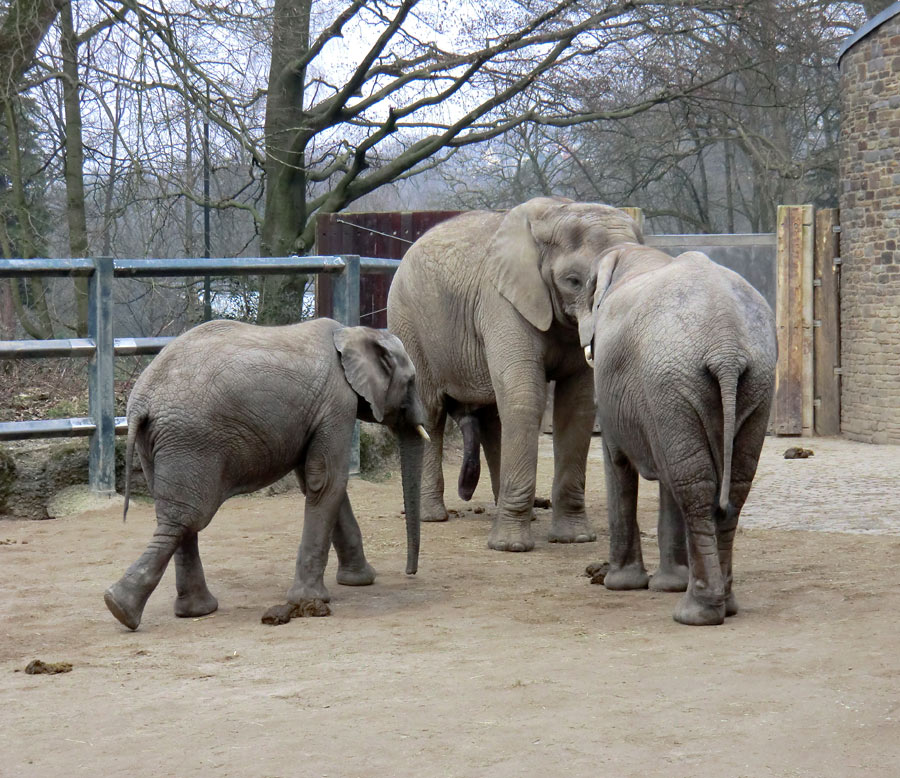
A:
0,254,401,491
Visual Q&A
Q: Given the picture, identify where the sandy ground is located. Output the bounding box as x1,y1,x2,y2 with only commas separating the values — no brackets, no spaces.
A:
2,434,900,778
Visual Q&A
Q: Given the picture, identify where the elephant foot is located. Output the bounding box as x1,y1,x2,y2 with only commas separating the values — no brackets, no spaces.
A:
673,592,726,626
104,579,152,631
603,563,650,591
725,591,738,617
261,599,331,625
421,498,449,522
488,520,534,552
649,565,689,592
287,580,331,604
547,516,596,544
336,562,377,586
174,589,219,619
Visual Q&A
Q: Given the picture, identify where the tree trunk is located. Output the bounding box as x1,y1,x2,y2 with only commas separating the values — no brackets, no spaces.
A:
60,1,89,336
262,0,311,257
4,99,52,338
259,0,311,323
0,0,68,106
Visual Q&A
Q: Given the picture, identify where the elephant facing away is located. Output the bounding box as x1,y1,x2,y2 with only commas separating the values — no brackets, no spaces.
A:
578,245,776,626
387,197,642,552
104,318,427,631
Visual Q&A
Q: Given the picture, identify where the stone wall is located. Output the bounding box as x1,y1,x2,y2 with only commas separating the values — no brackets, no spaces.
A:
839,12,900,443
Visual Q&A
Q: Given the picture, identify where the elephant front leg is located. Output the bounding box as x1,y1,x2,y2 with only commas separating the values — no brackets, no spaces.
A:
288,441,351,605
488,382,546,552
649,484,689,592
173,530,219,618
548,371,596,544
332,494,376,586
104,520,186,630
601,441,649,590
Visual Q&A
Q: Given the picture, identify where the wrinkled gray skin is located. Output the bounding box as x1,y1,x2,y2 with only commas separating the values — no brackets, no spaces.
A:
388,197,642,552
104,318,425,631
579,245,776,626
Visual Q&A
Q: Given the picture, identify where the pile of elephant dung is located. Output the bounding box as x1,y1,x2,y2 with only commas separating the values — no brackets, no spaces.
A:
783,447,815,459
23,660,73,675
260,599,331,625
585,561,610,584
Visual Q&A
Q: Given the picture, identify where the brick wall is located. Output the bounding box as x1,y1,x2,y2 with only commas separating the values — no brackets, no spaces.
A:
839,14,900,443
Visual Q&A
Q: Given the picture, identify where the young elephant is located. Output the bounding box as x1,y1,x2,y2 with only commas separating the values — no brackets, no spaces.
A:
579,245,776,626
104,318,428,631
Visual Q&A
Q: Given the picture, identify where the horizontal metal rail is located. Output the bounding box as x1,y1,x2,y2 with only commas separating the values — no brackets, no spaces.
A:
0,336,176,359
0,258,95,277
0,416,128,441
0,256,355,278
114,255,348,277
359,256,403,273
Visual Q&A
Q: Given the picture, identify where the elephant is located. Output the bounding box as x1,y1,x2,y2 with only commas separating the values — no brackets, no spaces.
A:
387,196,642,552
577,244,776,626
103,317,428,631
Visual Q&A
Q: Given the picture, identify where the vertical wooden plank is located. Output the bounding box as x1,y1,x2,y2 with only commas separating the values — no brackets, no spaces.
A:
800,205,815,436
814,208,841,435
621,206,644,234
774,205,798,434
774,204,814,435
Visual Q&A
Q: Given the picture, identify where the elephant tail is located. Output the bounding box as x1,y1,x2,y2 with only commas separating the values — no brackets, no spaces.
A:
456,413,481,501
714,366,740,512
123,408,146,522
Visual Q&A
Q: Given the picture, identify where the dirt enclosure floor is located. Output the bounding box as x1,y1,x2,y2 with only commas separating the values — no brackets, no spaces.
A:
2,435,900,778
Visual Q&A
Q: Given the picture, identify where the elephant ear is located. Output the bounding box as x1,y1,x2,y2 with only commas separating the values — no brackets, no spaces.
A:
487,197,570,331
592,245,626,320
333,326,394,422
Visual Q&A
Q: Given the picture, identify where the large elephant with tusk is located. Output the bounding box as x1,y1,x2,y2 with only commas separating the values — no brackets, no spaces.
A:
387,197,642,552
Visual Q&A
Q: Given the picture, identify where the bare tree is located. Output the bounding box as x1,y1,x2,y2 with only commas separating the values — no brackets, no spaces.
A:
438,1,871,234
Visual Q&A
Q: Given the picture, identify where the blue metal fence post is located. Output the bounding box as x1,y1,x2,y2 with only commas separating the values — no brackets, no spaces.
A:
88,257,116,494
331,255,361,474
331,254,360,328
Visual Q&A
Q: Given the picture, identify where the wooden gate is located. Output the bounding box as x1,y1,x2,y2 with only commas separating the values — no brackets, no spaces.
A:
316,211,461,327
773,205,842,436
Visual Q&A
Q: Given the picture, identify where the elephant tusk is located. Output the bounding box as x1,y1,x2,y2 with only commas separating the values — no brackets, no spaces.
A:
416,424,431,442
584,345,594,368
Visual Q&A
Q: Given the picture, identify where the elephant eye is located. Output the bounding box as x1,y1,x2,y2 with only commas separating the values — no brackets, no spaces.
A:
565,276,582,290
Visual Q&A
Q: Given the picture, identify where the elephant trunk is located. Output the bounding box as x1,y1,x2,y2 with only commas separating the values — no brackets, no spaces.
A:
397,426,423,575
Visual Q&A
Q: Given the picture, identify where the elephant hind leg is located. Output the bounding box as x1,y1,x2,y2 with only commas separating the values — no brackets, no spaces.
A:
105,519,187,630
105,484,221,630
333,494,376,586
669,480,727,627
421,403,449,522
478,405,501,504
173,530,218,618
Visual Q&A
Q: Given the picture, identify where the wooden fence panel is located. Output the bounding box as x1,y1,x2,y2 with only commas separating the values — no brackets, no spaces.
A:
774,204,815,436
814,208,841,435
316,211,460,325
